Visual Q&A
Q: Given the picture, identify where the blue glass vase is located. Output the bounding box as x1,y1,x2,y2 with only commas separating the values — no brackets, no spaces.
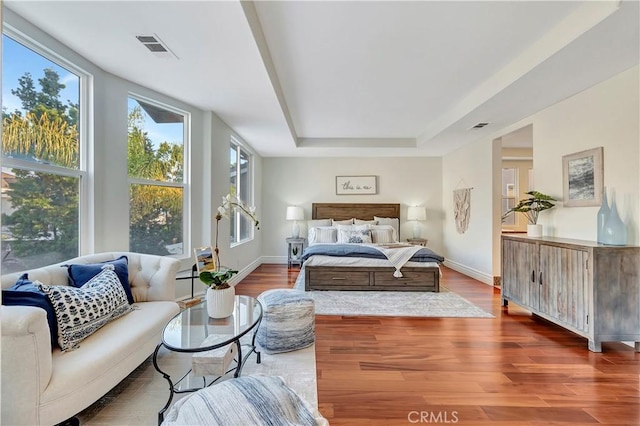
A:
596,187,609,244
601,189,627,246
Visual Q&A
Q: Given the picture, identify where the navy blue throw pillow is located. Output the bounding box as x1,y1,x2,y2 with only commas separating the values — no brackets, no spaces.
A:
2,273,59,349
65,256,134,304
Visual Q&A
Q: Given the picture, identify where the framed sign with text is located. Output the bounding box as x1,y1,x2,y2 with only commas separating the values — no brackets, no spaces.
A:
335,175,377,195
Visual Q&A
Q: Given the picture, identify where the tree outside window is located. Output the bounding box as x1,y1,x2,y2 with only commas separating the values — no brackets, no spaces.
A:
229,140,253,244
127,97,187,256
1,34,82,273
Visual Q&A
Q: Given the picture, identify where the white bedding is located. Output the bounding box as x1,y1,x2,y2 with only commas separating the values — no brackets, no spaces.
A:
303,255,440,270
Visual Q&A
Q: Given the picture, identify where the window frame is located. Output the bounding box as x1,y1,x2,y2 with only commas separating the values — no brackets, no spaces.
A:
229,136,254,247
126,93,191,258
1,25,92,257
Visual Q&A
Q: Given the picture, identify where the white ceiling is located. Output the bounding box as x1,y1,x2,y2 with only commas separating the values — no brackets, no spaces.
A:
5,0,639,158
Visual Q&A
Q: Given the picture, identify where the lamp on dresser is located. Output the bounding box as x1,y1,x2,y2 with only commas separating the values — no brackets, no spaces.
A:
286,206,304,239
407,206,427,239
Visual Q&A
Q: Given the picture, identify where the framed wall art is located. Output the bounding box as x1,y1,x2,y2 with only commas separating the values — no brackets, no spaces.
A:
193,246,216,273
335,175,377,195
562,147,603,207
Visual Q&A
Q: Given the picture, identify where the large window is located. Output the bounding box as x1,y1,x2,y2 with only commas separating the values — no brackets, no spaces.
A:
229,139,253,244
1,32,85,273
127,96,188,256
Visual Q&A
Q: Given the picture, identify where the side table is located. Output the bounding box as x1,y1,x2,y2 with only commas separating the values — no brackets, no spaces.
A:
286,237,306,268
407,238,428,246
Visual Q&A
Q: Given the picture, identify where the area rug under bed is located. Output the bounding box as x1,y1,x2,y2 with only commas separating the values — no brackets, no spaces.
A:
294,268,494,318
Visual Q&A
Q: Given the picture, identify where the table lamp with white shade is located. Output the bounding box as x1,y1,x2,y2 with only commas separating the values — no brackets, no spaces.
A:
286,206,304,238
407,206,427,239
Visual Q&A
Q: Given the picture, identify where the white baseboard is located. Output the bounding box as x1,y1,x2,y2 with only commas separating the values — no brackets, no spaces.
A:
443,259,493,286
259,256,288,264
228,257,263,286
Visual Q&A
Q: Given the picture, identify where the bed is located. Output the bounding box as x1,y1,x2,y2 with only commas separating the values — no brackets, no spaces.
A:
301,203,443,292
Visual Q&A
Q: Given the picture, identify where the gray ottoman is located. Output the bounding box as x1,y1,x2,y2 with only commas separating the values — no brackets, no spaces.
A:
256,289,315,353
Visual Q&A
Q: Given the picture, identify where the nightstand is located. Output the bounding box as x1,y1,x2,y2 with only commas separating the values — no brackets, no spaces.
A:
407,238,428,246
286,237,306,268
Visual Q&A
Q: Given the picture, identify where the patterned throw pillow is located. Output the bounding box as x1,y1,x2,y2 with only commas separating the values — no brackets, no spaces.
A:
38,265,133,351
65,256,133,304
338,229,372,244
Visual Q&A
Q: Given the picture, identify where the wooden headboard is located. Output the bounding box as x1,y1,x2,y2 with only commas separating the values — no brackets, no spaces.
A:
312,203,400,221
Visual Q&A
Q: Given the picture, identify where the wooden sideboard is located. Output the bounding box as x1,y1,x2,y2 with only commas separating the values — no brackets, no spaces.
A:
501,234,640,352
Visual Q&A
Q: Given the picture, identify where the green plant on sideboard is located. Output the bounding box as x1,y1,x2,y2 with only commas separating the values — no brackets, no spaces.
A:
508,190,556,224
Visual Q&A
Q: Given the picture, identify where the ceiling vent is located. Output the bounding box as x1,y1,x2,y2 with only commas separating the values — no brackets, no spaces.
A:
471,122,490,129
136,34,178,59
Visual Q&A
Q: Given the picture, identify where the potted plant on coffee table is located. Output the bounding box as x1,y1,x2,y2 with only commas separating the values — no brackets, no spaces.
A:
509,190,556,237
199,268,239,318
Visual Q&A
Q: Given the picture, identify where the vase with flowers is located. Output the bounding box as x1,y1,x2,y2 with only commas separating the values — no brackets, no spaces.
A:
201,193,259,318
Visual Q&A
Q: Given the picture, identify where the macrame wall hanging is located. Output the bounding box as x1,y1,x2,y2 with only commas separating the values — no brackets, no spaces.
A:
453,185,473,234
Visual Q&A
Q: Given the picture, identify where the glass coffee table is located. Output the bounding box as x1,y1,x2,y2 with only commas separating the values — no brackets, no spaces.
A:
153,295,263,424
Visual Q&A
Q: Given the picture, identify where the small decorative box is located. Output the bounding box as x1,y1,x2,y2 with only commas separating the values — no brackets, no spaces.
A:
192,335,236,376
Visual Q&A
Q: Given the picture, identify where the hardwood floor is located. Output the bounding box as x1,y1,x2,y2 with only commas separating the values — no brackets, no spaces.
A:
235,264,640,425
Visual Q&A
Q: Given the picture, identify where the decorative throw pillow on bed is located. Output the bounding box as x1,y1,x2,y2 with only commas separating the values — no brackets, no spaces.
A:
308,226,337,244
38,265,133,351
2,273,59,349
374,216,399,236
370,227,395,244
371,223,398,242
338,229,372,244
64,255,134,304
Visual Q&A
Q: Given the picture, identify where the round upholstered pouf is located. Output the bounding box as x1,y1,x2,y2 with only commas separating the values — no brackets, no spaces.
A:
161,376,328,426
256,289,315,353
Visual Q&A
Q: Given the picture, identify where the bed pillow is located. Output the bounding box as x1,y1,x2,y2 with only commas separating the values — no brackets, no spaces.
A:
2,273,58,349
338,228,372,244
38,265,133,351
354,219,377,225
335,223,370,231
370,227,395,244
308,227,337,245
331,218,353,226
65,255,133,304
370,224,398,242
306,219,332,229
374,216,400,239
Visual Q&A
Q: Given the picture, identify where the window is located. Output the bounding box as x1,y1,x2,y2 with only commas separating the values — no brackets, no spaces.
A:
127,96,188,256
1,32,85,273
501,168,517,226
229,139,253,244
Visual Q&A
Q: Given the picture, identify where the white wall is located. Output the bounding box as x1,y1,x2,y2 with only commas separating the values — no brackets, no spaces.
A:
533,65,639,244
442,139,500,284
261,157,443,260
208,114,263,275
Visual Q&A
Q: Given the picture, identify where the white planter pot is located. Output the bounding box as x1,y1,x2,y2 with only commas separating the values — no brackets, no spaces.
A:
206,286,236,318
527,224,543,237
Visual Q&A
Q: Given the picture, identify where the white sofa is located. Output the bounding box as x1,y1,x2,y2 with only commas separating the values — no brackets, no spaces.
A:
1,252,181,426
